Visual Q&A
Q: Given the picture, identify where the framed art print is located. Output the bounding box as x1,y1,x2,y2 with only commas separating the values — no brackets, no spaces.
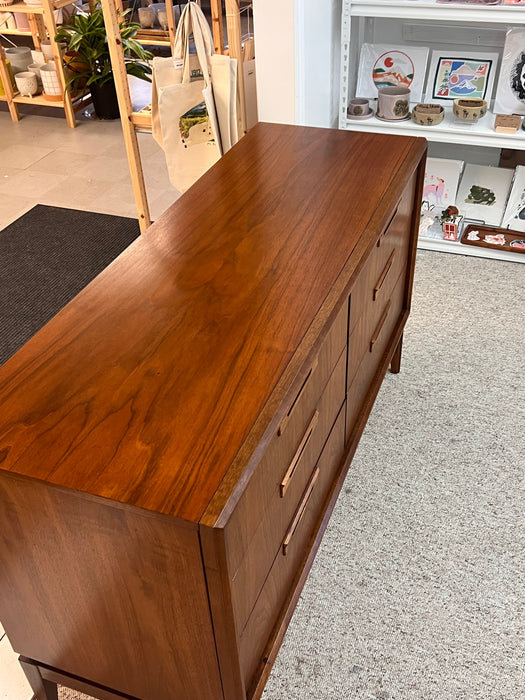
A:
421,157,464,211
501,166,525,231
455,164,514,227
426,51,499,104
356,44,429,101
493,28,525,116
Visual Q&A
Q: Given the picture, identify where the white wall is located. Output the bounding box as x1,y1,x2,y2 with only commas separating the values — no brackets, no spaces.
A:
252,0,296,124
253,0,342,127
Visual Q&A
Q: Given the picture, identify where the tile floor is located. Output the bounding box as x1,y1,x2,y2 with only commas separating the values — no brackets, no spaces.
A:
0,98,179,232
0,95,179,700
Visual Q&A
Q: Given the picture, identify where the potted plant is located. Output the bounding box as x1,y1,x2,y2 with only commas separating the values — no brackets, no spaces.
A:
55,2,153,119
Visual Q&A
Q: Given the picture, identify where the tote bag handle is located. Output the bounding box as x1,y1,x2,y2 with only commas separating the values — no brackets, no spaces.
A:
173,2,214,86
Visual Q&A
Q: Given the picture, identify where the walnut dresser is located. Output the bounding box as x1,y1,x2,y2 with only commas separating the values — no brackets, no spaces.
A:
0,124,427,700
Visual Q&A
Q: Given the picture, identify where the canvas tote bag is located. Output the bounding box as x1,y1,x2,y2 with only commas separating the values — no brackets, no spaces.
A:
151,2,238,192
151,2,220,193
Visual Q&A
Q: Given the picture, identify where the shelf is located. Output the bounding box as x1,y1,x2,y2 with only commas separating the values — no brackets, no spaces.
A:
0,29,33,36
349,0,525,23
341,106,525,150
418,235,525,262
0,0,73,15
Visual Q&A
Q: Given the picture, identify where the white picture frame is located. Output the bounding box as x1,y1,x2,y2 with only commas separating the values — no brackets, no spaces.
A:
493,28,525,116
421,157,464,211
501,165,525,231
425,51,499,105
455,164,514,227
355,43,429,101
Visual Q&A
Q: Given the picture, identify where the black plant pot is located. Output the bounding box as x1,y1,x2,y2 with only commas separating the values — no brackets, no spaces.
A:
90,80,120,120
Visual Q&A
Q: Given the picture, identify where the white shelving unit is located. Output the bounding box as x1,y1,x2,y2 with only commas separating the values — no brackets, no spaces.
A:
339,0,525,263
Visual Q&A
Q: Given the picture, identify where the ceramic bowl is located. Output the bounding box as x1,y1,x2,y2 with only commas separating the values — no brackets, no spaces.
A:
412,103,444,126
453,98,487,122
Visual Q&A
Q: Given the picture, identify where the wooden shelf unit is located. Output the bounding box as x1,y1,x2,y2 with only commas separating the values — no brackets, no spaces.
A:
339,0,525,263
102,0,248,233
0,0,78,126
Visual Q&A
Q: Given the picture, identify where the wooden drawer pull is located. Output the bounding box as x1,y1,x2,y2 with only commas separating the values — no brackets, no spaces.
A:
278,356,319,436
373,249,396,301
280,410,319,498
370,299,391,352
282,467,320,555
377,206,399,247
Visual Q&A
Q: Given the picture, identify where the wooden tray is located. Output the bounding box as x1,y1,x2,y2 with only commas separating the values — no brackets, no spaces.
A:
460,225,525,254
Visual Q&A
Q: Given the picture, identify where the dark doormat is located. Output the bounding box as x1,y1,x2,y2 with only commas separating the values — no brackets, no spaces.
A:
0,205,140,366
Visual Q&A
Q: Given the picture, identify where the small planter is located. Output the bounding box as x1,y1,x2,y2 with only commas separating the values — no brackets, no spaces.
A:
90,80,120,120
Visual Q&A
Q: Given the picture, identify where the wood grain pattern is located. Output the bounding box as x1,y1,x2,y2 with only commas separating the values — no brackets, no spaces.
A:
0,124,425,524
0,125,427,700
0,472,223,700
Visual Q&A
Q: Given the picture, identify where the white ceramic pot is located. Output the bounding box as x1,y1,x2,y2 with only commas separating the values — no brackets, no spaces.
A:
15,71,38,98
138,6,155,28
376,87,411,122
40,63,62,98
5,46,32,75
27,63,43,89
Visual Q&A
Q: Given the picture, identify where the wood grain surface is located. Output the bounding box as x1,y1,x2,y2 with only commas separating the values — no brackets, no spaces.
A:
0,123,426,523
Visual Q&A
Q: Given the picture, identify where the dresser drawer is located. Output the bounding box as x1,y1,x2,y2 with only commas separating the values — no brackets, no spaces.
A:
346,271,407,439
238,405,346,691
349,180,414,336
347,262,405,390
224,302,348,580
230,350,346,635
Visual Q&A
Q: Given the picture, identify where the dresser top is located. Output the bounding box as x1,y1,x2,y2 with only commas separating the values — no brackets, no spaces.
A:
0,124,426,523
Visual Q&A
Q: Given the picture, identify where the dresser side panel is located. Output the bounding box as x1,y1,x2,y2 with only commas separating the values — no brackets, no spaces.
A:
0,472,223,700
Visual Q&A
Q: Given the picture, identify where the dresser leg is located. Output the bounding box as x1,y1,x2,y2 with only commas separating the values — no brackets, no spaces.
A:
390,334,403,374
19,658,58,700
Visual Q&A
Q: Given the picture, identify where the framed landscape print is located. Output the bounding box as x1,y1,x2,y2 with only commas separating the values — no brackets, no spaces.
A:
426,51,499,104
493,28,525,116
356,44,429,101
455,164,514,227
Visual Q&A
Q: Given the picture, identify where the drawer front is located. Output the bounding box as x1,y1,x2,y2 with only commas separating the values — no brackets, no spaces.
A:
349,178,414,337
347,261,405,389
346,271,407,440
230,350,346,635
224,302,348,579
238,406,346,691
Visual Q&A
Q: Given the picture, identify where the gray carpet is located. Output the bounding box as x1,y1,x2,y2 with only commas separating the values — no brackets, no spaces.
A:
54,249,524,700
0,205,140,367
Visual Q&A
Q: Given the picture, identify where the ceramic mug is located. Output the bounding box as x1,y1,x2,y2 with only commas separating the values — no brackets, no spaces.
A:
15,71,38,98
377,87,411,121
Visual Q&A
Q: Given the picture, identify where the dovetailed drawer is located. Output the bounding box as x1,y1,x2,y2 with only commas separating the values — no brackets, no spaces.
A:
230,350,346,636
349,178,415,337
238,405,346,692
223,302,348,581
346,271,407,440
